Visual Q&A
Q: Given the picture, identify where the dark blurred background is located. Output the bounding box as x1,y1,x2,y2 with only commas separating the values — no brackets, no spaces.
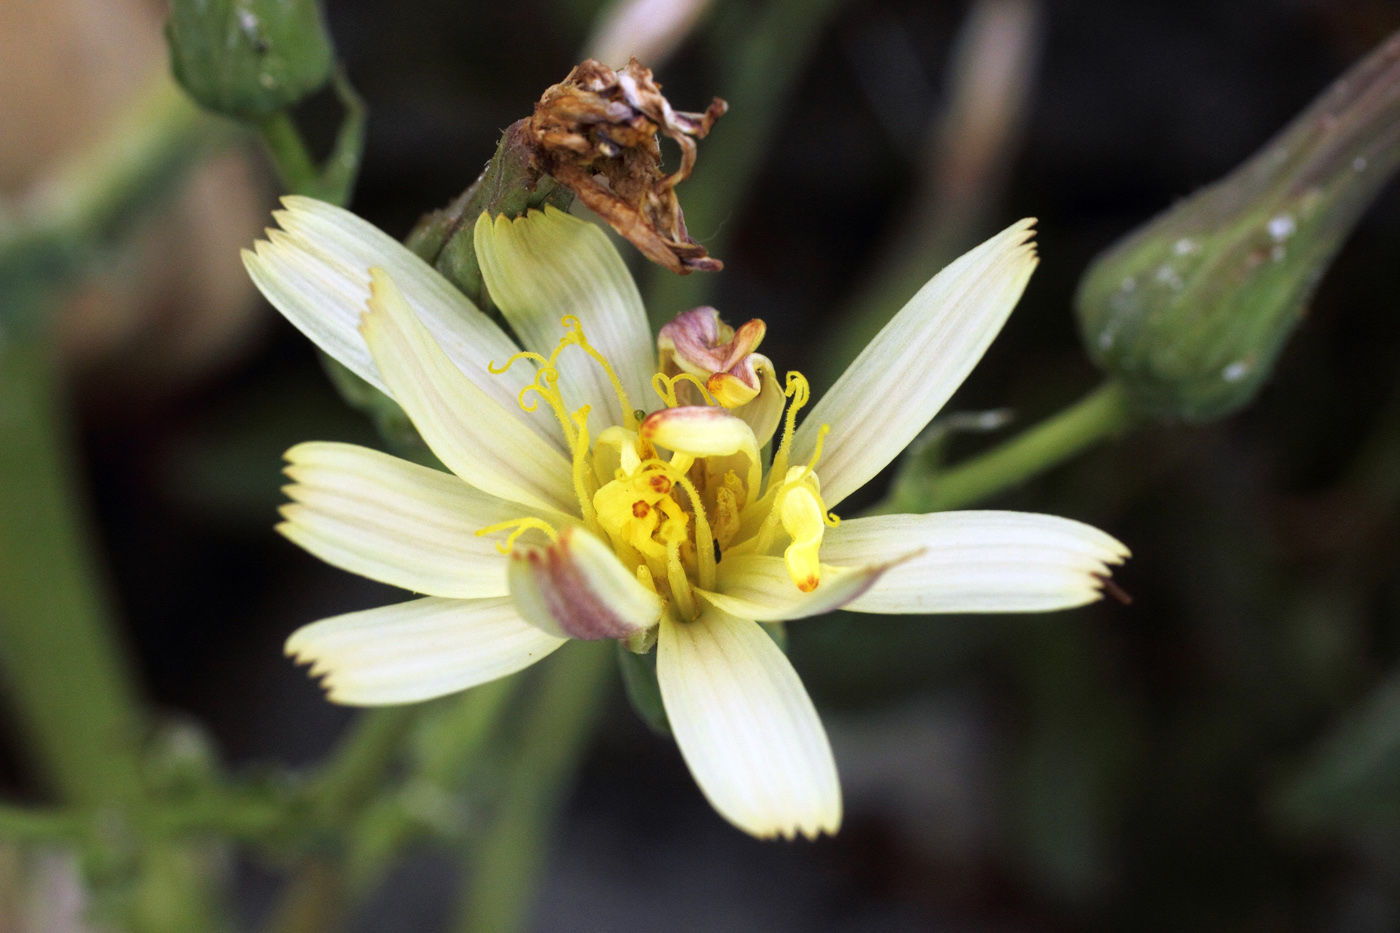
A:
5,0,1400,929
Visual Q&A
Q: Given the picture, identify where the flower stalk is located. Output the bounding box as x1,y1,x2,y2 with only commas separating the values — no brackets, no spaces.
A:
452,641,613,933
0,73,230,931
868,380,1134,515
0,338,145,805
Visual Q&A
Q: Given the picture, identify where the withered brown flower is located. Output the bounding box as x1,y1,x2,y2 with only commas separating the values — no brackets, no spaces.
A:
528,58,727,274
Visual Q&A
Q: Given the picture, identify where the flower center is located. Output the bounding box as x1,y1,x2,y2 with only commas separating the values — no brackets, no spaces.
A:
479,318,839,621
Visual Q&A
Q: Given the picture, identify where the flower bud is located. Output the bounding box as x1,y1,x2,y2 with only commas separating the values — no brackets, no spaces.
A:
1076,30,1400,422
166,0,334,120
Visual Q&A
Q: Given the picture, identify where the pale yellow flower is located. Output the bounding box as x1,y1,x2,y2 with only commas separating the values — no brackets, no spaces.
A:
243,198,1128,840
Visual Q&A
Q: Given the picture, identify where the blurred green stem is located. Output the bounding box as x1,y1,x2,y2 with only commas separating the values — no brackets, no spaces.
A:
815,0,1041,389
5,79,212,254
870,380,1133,514
312,708,415,820
264,708,416,933
453,641,613,933
258,112,320,193
255,72,366,207
0,338,145,803
0,803,82,843
0,77,228,931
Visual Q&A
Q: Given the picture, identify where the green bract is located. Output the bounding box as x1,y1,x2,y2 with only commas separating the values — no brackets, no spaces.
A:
1076,33,1400,422
166,0,334,120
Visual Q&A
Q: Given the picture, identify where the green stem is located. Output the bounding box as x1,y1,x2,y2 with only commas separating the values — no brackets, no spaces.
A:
871,381,1134,515
257,112,321,196
264,708,415,933
12,78,213,248
342,677,526,893
255,72,366,208
0,78,229,933
0,338,145,805
814,0,1040,389
452,641,613,933
312,708,415,821
0,803,82,842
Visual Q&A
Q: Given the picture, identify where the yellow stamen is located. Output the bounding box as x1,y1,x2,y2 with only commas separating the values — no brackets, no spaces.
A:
651,371,716,408
666,538,697,620
491,317,639,445
490,351,577,448
651,372,678,408
475,517,560,554
570,406,599,528
766,371,812,495
800,422,842,527
670,471,716,590
488,350,550,374
804,423,830,472
559,316,638,430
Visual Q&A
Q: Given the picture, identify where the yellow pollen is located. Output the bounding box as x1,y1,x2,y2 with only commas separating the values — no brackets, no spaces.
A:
475,517,560,554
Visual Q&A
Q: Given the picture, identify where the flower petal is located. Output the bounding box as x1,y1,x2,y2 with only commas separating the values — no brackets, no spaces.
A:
733,354,784,448
508,526,663,640
658,608,840,840
242,196,563,450
474,208,655,430
793,219,1039,507
286,596,565,705
698,553,902,621
821,511,1130,613
277,441,561,599
360,269,578,514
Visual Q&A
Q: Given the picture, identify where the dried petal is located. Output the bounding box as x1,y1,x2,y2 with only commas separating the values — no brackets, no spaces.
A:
527,59,727,274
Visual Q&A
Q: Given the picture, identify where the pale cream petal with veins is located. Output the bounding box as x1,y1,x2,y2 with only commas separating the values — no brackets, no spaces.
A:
475,208,655,431
658,607,840,840
277,441,566,599
821,511,1129,613
697,554,903,621
793,219,1038,507
242,196,565,451
360,269,578,515
286,597,565,705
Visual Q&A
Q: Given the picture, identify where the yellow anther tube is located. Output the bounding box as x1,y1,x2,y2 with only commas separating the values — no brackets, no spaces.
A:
778,484,825,592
